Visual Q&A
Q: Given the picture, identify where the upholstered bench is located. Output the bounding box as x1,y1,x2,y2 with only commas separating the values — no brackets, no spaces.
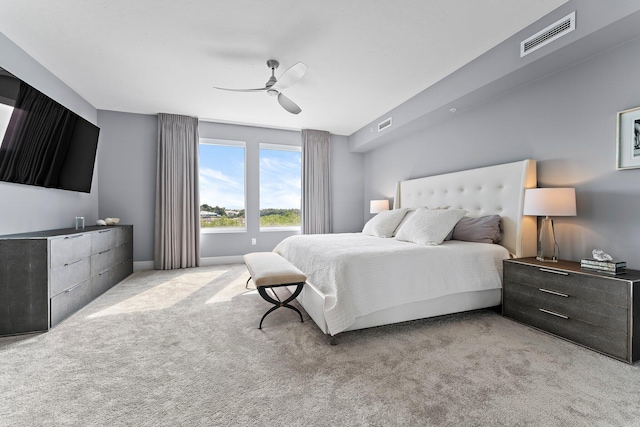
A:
243,252,307,329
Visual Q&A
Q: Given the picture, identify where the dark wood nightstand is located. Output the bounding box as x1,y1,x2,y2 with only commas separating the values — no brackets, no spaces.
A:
502,257,640,363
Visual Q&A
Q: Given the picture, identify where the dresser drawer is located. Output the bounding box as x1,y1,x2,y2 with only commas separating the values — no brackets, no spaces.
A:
92,267,115,299
115,241,133,264
50,257,91,297
91,248,115,274
503,280,628,332
50,279,93,326
114,258,133,283
50,234,91,268
504,296,629,360
504,262,628,305
92,229,116,254
115,226,133,246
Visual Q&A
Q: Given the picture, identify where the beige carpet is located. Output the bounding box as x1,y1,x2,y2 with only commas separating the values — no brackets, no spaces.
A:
1,264,639,426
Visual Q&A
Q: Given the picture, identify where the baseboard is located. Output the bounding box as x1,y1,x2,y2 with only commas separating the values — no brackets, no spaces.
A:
200,255,244,266
133,261,154,272
133,256,244,272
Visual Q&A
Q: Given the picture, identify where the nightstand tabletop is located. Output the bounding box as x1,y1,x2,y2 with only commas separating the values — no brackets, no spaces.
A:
506,257,640,282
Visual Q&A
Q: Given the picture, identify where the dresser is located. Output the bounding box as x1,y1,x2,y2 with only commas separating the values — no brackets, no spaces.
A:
502,257,640,363
0,225,133,336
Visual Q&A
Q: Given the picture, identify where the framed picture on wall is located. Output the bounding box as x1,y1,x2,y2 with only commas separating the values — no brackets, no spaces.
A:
617,106,640,170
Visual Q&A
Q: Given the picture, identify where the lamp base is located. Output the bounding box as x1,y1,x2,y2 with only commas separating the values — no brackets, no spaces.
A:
537,217,559,262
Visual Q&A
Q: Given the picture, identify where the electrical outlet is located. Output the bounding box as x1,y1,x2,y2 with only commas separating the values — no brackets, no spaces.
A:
251,238,257,245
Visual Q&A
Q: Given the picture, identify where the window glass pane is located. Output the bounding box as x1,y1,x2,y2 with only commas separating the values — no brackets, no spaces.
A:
199,141,246,230
259,145,301,228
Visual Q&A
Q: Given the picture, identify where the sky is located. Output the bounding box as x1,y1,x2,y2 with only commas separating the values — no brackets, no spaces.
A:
199,143,301,210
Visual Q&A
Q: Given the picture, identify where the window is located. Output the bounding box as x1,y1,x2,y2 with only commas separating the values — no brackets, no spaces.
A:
259,143,301,229
199,139,246,231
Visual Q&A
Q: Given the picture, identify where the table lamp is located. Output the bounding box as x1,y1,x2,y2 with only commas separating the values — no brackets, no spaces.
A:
523,188,576,262
370,200,389,214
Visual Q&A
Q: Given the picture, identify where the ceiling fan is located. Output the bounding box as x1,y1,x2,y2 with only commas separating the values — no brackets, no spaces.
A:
214,60,307,114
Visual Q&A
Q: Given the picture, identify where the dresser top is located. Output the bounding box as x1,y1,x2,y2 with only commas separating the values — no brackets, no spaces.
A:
507,257,640,282
0,225,131,240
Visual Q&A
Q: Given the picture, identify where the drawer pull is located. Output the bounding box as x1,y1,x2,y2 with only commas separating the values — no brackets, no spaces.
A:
98,268,111,276
64,235,83,240
64,282,84,293
539,288,569,298
63,259,83,267
99,249,112,255
539,268,569,276
539,308,569,319
99,229,112,234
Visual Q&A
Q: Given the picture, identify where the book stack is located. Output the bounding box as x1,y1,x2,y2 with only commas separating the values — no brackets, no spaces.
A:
580,259,626,275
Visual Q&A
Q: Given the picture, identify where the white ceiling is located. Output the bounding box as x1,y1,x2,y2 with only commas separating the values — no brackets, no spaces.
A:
0,0,566,136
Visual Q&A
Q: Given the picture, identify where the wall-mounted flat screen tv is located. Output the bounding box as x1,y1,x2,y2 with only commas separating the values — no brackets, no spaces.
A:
0,67,100,193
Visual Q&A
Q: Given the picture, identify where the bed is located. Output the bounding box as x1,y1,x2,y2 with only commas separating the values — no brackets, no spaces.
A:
274,159,537,336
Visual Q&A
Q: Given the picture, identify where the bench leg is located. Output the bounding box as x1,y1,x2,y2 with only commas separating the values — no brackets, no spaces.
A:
257,283,304,329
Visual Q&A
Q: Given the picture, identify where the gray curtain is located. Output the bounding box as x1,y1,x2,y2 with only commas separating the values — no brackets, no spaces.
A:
301,129,331,234
154,113,200,269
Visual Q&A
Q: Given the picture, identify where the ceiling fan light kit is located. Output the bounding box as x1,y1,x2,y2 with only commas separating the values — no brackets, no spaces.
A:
214,59,307,115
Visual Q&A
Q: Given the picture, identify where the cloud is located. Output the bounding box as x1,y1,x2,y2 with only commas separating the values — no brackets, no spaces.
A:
259,154,301,209
199,167,244,209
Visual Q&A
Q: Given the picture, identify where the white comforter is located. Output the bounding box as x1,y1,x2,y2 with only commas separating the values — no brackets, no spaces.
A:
273,233,509,335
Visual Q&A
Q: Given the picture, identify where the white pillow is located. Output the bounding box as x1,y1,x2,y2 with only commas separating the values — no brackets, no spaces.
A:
394,208,467,245
362,208,410,238
392,205,450,237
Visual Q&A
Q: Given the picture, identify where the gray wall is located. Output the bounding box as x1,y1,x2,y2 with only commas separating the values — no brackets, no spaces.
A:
0,33,99,235
97,111,157,262
97,116,364,262
363,33,640,268
330,134,365,233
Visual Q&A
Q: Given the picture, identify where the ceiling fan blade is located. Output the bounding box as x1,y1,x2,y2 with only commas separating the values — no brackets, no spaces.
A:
271,62,307,91
213,86,267,92
277,92,302,114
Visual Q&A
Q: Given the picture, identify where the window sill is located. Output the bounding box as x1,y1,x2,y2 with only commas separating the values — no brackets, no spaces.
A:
200,228,247,234
259,227,301,233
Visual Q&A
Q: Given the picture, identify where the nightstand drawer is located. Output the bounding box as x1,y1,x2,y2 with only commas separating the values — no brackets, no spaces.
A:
504,297,628,360
504,262,628,305
503,280,628,332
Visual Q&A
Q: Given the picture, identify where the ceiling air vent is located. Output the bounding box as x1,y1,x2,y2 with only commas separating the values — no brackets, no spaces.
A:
378,117,392,132
520,11,575,57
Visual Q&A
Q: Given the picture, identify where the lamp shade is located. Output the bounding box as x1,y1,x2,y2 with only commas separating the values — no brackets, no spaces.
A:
523,188,576,217
370,199,389,214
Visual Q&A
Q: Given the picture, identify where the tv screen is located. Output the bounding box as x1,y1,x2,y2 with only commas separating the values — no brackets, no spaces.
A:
0,67,100,193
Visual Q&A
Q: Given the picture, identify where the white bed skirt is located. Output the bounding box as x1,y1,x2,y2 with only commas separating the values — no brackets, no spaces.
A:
290,281,501,335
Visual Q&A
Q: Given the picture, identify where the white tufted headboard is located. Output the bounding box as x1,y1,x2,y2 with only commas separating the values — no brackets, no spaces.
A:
393,159,537,258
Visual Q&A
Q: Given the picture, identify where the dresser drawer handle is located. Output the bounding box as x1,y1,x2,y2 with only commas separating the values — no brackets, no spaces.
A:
539,288,569,298
64,235,83,240
539,308,569,319
99,229,112,234
63,259,83,267
98,249,112,255
64,282,84,293
539,268,569,276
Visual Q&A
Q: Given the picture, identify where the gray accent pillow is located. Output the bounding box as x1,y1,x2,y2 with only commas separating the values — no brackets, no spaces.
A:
450,215,502,244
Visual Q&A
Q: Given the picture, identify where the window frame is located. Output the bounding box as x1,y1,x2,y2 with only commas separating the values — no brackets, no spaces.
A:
258,142,302,232
198,138,247,234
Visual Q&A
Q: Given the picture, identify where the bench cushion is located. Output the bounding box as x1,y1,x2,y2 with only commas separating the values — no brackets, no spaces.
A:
243,252,307,287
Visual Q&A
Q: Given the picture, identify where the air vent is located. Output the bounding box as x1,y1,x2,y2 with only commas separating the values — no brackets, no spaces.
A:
378,117,392,132
521,11,575,57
